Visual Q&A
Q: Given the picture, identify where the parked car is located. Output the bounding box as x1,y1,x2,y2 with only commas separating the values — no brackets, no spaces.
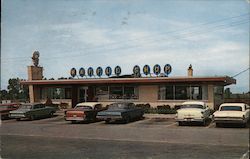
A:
9,103,57,121
176,101,210,126
96,102,144,123
213,103,250,127
65,102,105,123
0,103,20,119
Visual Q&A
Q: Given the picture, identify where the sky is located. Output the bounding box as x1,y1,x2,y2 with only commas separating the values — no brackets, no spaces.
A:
1,0,249,93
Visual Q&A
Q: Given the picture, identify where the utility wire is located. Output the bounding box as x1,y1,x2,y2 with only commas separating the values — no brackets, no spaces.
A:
231,68,250,78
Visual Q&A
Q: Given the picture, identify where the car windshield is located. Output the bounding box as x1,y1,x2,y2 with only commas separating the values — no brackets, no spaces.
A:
109,103,128,109
20,105,32,109
181,104,204,109
75,106,92,109
220,106,242,111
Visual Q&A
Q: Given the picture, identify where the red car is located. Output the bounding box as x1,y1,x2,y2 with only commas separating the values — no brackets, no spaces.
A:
65,102,105,123
0,103,20,119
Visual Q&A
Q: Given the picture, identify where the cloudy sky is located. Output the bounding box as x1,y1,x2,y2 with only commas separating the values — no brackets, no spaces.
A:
1,0,249,93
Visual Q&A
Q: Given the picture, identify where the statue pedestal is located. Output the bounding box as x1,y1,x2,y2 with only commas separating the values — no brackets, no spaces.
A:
27,66,43,80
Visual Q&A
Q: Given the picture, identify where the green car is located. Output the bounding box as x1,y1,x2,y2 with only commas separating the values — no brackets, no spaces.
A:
9,103,57,121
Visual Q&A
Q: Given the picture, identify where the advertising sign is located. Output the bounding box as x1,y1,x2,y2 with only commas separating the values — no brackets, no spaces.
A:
105,66,112,76
153,64,161,76
70,68,77,77
114,66,121,76
96,67,103,77
87,67,94,77
79,67,85,77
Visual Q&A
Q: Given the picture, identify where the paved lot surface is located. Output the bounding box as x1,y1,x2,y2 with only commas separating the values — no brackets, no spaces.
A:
1,114,249,159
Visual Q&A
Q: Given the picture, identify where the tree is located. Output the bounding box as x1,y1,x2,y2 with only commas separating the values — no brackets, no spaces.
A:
0,89,9,100
0,78,29,101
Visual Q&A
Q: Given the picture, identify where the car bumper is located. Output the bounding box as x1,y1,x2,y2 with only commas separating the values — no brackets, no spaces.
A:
65,116,85,121
176,118,205,122
9,114,26,118
96,115,123,121
214,117,247,124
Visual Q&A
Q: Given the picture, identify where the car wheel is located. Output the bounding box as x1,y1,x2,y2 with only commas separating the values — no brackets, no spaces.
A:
105,120,110,124
216,123,221,127
178,121,184,126
50,112,54,117
242,123,247,128
125,116,130,123
202,119,206,126
30,115,35,121
16,118,21,121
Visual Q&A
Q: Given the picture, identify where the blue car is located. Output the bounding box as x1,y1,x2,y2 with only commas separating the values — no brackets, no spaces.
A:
97,102,144,123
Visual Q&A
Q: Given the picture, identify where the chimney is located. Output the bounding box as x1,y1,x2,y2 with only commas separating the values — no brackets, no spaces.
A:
188,64,193,77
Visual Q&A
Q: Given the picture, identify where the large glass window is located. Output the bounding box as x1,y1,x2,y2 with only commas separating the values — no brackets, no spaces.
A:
40,87,72,99
175,86,189,100
124,86,138,99
158,85,174,100
159,85,207,100
190,86,202,100
109,86,123,99
95,85,138,100
95,86,109,100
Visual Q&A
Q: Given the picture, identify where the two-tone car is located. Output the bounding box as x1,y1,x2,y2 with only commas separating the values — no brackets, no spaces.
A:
96,102,144,123
9,103,57,121
65,102,104,123
213,103,250,127
0,103,20,119
176,101,210,126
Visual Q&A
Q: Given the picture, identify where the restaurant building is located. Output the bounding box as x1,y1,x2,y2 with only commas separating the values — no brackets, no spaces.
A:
21,53,236,110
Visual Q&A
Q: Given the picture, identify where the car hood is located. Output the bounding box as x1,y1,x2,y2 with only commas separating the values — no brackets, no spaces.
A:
213,111,245,118
10,109,30,114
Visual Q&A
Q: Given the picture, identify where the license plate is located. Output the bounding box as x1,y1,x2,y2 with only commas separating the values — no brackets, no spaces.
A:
73,115,77,117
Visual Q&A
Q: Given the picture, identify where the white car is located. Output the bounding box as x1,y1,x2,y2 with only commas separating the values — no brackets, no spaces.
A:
176,101,210,126
213,103,250,127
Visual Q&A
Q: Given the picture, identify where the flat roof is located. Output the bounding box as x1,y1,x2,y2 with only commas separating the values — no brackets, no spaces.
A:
20,76,236,86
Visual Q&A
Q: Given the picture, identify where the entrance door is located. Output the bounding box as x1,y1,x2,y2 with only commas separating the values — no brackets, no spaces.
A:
78,87,88,103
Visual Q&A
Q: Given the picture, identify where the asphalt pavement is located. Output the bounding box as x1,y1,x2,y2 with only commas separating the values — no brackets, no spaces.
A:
0,113,249,159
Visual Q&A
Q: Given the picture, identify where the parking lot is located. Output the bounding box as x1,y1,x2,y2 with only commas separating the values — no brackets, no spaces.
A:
1,113,249,159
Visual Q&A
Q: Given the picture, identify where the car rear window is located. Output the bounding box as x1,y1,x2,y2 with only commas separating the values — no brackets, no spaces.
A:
181,104,203,109
20,105,32,109
220,106,242,111
75,106,92,109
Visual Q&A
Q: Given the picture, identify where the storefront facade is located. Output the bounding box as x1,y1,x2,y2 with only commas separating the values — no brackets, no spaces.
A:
21,64,236,110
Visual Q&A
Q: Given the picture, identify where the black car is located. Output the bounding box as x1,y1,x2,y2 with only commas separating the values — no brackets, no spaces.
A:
96,102,144,123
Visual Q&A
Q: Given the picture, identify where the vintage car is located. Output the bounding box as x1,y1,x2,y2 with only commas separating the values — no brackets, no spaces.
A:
213,103,250,127
0,103,20,119
176,101,210,126
9,103,57,121
65,102,104,123
96,102,144,123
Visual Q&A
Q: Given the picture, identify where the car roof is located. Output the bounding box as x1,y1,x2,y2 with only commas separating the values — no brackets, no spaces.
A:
76,102,101,107
220,103,246,107
181,101,205,106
